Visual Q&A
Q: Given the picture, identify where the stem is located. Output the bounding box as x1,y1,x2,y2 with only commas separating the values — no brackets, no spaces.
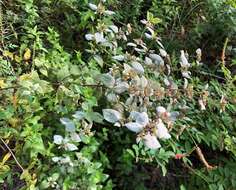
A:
221,37,229,66
195,146,216,170
0,138,24,172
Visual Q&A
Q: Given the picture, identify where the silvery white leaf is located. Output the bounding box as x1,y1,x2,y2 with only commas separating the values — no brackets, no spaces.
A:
156,40,164,49
196,48,201,56
182,71,191,79
114,122,121,127
122,34,127,41
60,118,75,132
104,10,115,15
123,63,132,71
140,76,148,88
94,55,104,67
52,157,61,162
94,32,106,43
125,96,133,105
88,3,98,11
145,32,152,39
156,120,171,139
125,122,144,133
156,106,166,115
22,90,31,96
180,50,190,68
73,111,85,121
71,133,81,142
114,82,129,94
184,78,188,89
101,42,113,48
106,93,118,102
198,99,206,110
166,64,171,75
134,48,146,53
105,28,113,33
147,27,155,35
141,19,147,25
65,143,78,151
131,75,141,86
103,109,122,123
112,55,125,61
159,48,167,57
149,54,164,66
169,112,179,122
163,78,170,86
145,56,153,65
109,25,119,33
60,156,71,164
143,133,161,149
130,111,149,126
53,135,63,145
99,73,115,88
131,62,144,74
85,34,94,41
136,136,141,143
141,44,148,51
127,42,137,47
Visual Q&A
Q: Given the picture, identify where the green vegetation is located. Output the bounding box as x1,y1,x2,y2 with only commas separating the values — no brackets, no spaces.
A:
0,0,235,189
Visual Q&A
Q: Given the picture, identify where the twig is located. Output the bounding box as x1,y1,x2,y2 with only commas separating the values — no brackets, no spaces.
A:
195,70,226,81
221,37,229,66
195,146,216,170
0,85,20,91
0,137,24,172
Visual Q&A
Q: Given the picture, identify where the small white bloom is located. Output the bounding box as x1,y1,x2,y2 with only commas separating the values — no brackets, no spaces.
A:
85,34,94,41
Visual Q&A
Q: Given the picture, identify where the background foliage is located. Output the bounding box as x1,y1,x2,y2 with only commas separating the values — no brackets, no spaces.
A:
0,0,235,190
